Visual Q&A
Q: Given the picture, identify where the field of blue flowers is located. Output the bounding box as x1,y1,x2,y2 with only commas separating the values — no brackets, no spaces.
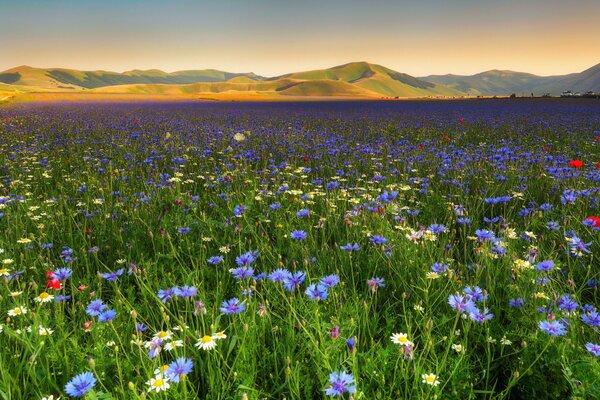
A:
0,99,599,399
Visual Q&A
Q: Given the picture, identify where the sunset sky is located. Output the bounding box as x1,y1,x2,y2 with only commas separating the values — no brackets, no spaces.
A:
1,0,599,76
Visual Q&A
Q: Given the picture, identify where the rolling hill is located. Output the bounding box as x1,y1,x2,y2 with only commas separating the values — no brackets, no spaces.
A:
0,66,264,90
89,62,463,98
1,61,599,99
422,63,600,95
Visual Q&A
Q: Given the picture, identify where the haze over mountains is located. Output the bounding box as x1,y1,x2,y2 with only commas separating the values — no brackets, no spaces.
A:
1,61,599,99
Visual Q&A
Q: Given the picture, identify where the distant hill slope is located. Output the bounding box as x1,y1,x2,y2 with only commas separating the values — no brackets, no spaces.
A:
422,63,600,95
0,66,263,89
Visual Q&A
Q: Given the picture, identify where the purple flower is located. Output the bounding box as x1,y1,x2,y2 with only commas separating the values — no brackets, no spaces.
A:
86,300,107,317
64,372,96,397
101,268,124,282
290,230,308,240
320,274,339,288
509,297,525,308
340,243,360,252
268,268,290,282
431,263,448,273
207,256,224,265
98,309,116,322
283,271,306,291
296,208,310,217
475,229,495,242
177,227,191,234
538,320,567,336
323,371,356,397
586,343,600,357
220,298,245,314
468,308,494,323
369,235,388,245
158,288,175,303
174,285,198,298
582,311,600,327
166,357,194,383
448,294,477,314
231,266,254,279
535,260,555,272
306,283,329,301
235,251,257,266
367,277,385,293
54,267,73,281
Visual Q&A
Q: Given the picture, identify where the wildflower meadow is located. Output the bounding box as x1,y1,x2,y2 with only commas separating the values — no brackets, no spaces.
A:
0,99,599,399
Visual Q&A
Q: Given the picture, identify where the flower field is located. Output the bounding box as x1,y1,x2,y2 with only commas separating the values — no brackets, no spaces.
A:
0,99,599,399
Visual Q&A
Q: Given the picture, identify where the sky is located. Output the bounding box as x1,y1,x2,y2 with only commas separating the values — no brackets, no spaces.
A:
1,0,599,77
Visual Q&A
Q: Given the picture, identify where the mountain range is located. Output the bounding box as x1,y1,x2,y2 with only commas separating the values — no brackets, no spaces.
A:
1,61,599,99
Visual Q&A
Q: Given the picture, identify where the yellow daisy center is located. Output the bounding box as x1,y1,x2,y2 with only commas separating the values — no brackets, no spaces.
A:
201,335,213,343
152,379,164,387
39,292,50,299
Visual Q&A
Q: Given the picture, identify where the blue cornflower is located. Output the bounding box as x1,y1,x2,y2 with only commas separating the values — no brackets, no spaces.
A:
457,217,471,225
535,260,555,272
157,288,175,303
468,308,494,323
296,208,310,217
586,343,600,357
101,268,124,282
306,283,329,301
64,372,96,397
220,298,245,314
174,285,198,298
233,205,247,216
85,300,107,317
582,311,600,327
546,221,560,231
98,309,116,323
508,297,525,308
54,267,73,281
475,229,495,242
268,268,290,282
367,277,385,292
320,274,339,288
166,357,194,383
235,251,257,266
557,294,578,312
448,294,477,314
428,224,447,234
340,243,360,252
323,371,356,397
538,320,567,336
269,203,282,210
207,256,224,265
369,235,388,245
177,227,191,234
464,286,487,302
283,271,306,291
231,266,254,279
136,323,148,333
431,263,448,273
290,230,308,240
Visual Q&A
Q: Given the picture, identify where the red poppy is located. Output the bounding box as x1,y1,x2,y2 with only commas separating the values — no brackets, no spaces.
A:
542,146,552,152
443,135,451,142
594,136,600,141
418,143,426,149
458,118,465,123
303,156,309,162
85,227,92,233
596,162,600,169
46,278,61,290
584,216,600,228
133,119,139,124
46,270,55,279
569,160,583,169
78,285,89,291
3,118,8,123
84,321,93,332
